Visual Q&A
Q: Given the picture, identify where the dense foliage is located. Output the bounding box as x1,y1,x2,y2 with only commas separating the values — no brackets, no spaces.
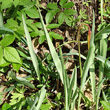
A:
0,0,110,110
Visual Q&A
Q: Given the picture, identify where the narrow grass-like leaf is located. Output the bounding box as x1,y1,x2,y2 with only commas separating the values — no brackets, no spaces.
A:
95,55,110,67
68,67,77,103
70,72,78,110
0,6,3,27
100,0,103,22
95,25,110,41
8,70,35,89
22,15,40,81
37,4,63,83
78,11,95,110
96,34,107,110
0,26,14,34
63,52,86,60
34,86,46,110
59,46,69,110
89,63,96,102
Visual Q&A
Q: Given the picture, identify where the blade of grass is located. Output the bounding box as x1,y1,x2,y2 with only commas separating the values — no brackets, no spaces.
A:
36,3,63,83
33,86,46,110
59,46,69,110
101,0,103,22
95,25,110,41
95,55,110,67
77,10,95,110
0,5,3,27
89,63,96,102
70,67,78,110
68,66,77,104
96,34,107,110
8,70,35,89
22,15,40,81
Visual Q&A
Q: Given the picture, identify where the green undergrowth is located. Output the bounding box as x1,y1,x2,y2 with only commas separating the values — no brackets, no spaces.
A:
0,0,110,110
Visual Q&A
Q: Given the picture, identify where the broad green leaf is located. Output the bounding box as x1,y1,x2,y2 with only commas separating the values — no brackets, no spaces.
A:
12,63,21,72
39,35,46,44
65,16,72,26
19,0,35,8
1,0,13,10
40,104,51,110
25,8,39,18
101,101,110,110
47,3,58,9
2,103,11,110
59,0,67,7
34,22,42,28
58,12,65,24
0,46,9,67
13,0,20,7
45,9,59,24
49,32,64,40
0,26,14,34
0,35,15,47
64,9,77,15
63,2,74,8
5,18,18,30
0,58,9,67
4,47,22,64
47,24,60,29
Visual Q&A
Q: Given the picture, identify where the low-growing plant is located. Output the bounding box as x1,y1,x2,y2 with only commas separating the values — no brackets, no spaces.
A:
1,0,110,110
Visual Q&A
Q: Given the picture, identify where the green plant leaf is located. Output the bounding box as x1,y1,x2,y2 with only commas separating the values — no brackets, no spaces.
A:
8,70,35,89
78,10,95,109
25,8,39,18
4,47,22,64
19,0,35,8
58,12,65,24
65,16,72,26
45,9,59,24
101,101,110,110
40,104,51,110
37,6,63,83
63,2,74,8
2,103,11,110
34,86,46,110
59,0,67,7
95,25,110,41
16,76,35,89
47,24,60,29
0,46,10,67
64,9,77,15
1,0,13,10
49,32,63,40
0,26,14,34
13,0,20,7
39,35,46,44
22,14,40,81
47,3,58,9
12,63,21,72
5,18,18,31
0,35,15,47
34,22,42,28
